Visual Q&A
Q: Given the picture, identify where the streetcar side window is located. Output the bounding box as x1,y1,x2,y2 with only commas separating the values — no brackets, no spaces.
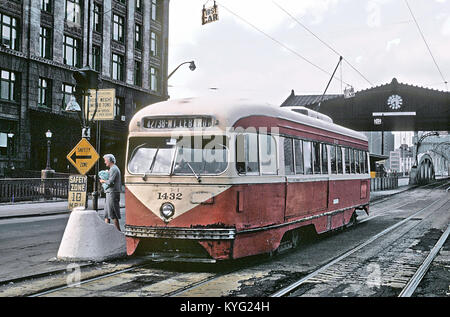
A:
283,137,295,175
294,139,304,174
259,134,277,175
345,148,351,174
330,145,336,174
236,133,259,175
321,144,328,174
337,146,343,174
349,148,355,174
361,151,367,174
303,140,313,174
358,150,363,174
312,142,321,174
354,149,360,174
366,151,369,174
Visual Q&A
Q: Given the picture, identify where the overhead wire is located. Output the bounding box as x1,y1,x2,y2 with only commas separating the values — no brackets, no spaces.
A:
404,0,448,90
271,0,374,87
215,1,352,87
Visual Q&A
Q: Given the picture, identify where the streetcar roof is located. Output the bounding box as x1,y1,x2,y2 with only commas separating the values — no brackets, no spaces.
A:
129,97,368,142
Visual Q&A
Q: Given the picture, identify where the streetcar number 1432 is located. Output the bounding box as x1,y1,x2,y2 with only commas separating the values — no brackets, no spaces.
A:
157,192,182,200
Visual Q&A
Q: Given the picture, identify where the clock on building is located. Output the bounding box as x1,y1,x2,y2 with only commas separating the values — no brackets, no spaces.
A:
387,95,403,110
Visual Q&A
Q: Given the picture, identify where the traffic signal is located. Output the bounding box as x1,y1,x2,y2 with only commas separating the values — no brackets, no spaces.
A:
72,66,99,90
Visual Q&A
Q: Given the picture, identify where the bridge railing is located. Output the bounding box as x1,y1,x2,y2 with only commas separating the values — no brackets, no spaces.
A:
0,178,69,203
370,177,399,192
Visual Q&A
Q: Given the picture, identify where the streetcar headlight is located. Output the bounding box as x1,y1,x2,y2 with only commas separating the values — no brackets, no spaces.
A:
160,202,175,219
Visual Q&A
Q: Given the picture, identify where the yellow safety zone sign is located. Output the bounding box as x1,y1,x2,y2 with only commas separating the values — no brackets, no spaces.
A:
66,138,100,175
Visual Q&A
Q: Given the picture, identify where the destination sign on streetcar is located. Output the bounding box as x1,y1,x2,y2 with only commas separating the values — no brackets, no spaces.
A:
142,116,214,129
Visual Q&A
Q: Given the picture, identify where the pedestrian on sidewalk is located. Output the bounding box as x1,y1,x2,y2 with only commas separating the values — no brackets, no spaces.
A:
99,154,122,232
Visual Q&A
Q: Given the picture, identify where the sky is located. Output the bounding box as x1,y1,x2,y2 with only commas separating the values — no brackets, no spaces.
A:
167,0,450,146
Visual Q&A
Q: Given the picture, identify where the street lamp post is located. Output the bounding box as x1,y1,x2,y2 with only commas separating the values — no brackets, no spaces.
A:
45,130,52,170
168,61,196,80
41,129,55,199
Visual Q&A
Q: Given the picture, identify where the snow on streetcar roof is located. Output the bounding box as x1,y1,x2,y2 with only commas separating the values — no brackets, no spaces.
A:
129,97,367,142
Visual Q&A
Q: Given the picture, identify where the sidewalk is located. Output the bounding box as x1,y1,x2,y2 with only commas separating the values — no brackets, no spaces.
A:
0,193,125,220
369,184,415,202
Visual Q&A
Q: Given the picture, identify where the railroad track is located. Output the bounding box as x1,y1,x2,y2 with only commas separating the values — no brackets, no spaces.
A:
271,192,449,297
398,224,450,297
27,259,259,297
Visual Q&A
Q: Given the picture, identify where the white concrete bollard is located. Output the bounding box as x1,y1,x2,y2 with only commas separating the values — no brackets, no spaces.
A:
57,207,126,262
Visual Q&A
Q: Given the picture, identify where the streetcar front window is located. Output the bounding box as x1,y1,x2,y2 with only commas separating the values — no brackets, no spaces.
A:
127,136,228,176
173,136,228,175
127,137,175,175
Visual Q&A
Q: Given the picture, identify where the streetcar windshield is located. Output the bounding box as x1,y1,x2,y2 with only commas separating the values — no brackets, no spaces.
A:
127,136,228,176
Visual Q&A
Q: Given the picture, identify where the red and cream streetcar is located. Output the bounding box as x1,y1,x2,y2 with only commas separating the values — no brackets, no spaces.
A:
124,97,370,262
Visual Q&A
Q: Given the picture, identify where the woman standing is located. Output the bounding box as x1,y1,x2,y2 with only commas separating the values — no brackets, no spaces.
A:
99,154,122,231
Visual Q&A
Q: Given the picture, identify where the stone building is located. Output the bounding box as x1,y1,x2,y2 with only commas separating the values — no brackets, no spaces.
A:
0,0,170,176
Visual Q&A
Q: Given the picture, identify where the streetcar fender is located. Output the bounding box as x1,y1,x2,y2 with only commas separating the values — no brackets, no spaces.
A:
126,237,140,256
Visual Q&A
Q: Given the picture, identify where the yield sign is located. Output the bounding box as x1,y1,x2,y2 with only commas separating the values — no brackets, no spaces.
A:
66,138,100,175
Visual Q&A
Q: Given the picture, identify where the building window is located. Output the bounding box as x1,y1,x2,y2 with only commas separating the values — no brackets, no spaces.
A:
38,78,51,108
150,67,159,92
41,0,52,13
94,3,102,33
117,0,127,4
114,96,124,119
136,0,142,12
134,61,142,87
132,99,142,113
135,23,142,50
0,70,18,102
150,32,158,57
62,83,74,108
39,26,52,59
0,124,17,157
0,13,20,51
151,0,158,21
92,45,101,72
112,53,124,81
63,35,81,67
65,0,82,25
112,14,124,43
